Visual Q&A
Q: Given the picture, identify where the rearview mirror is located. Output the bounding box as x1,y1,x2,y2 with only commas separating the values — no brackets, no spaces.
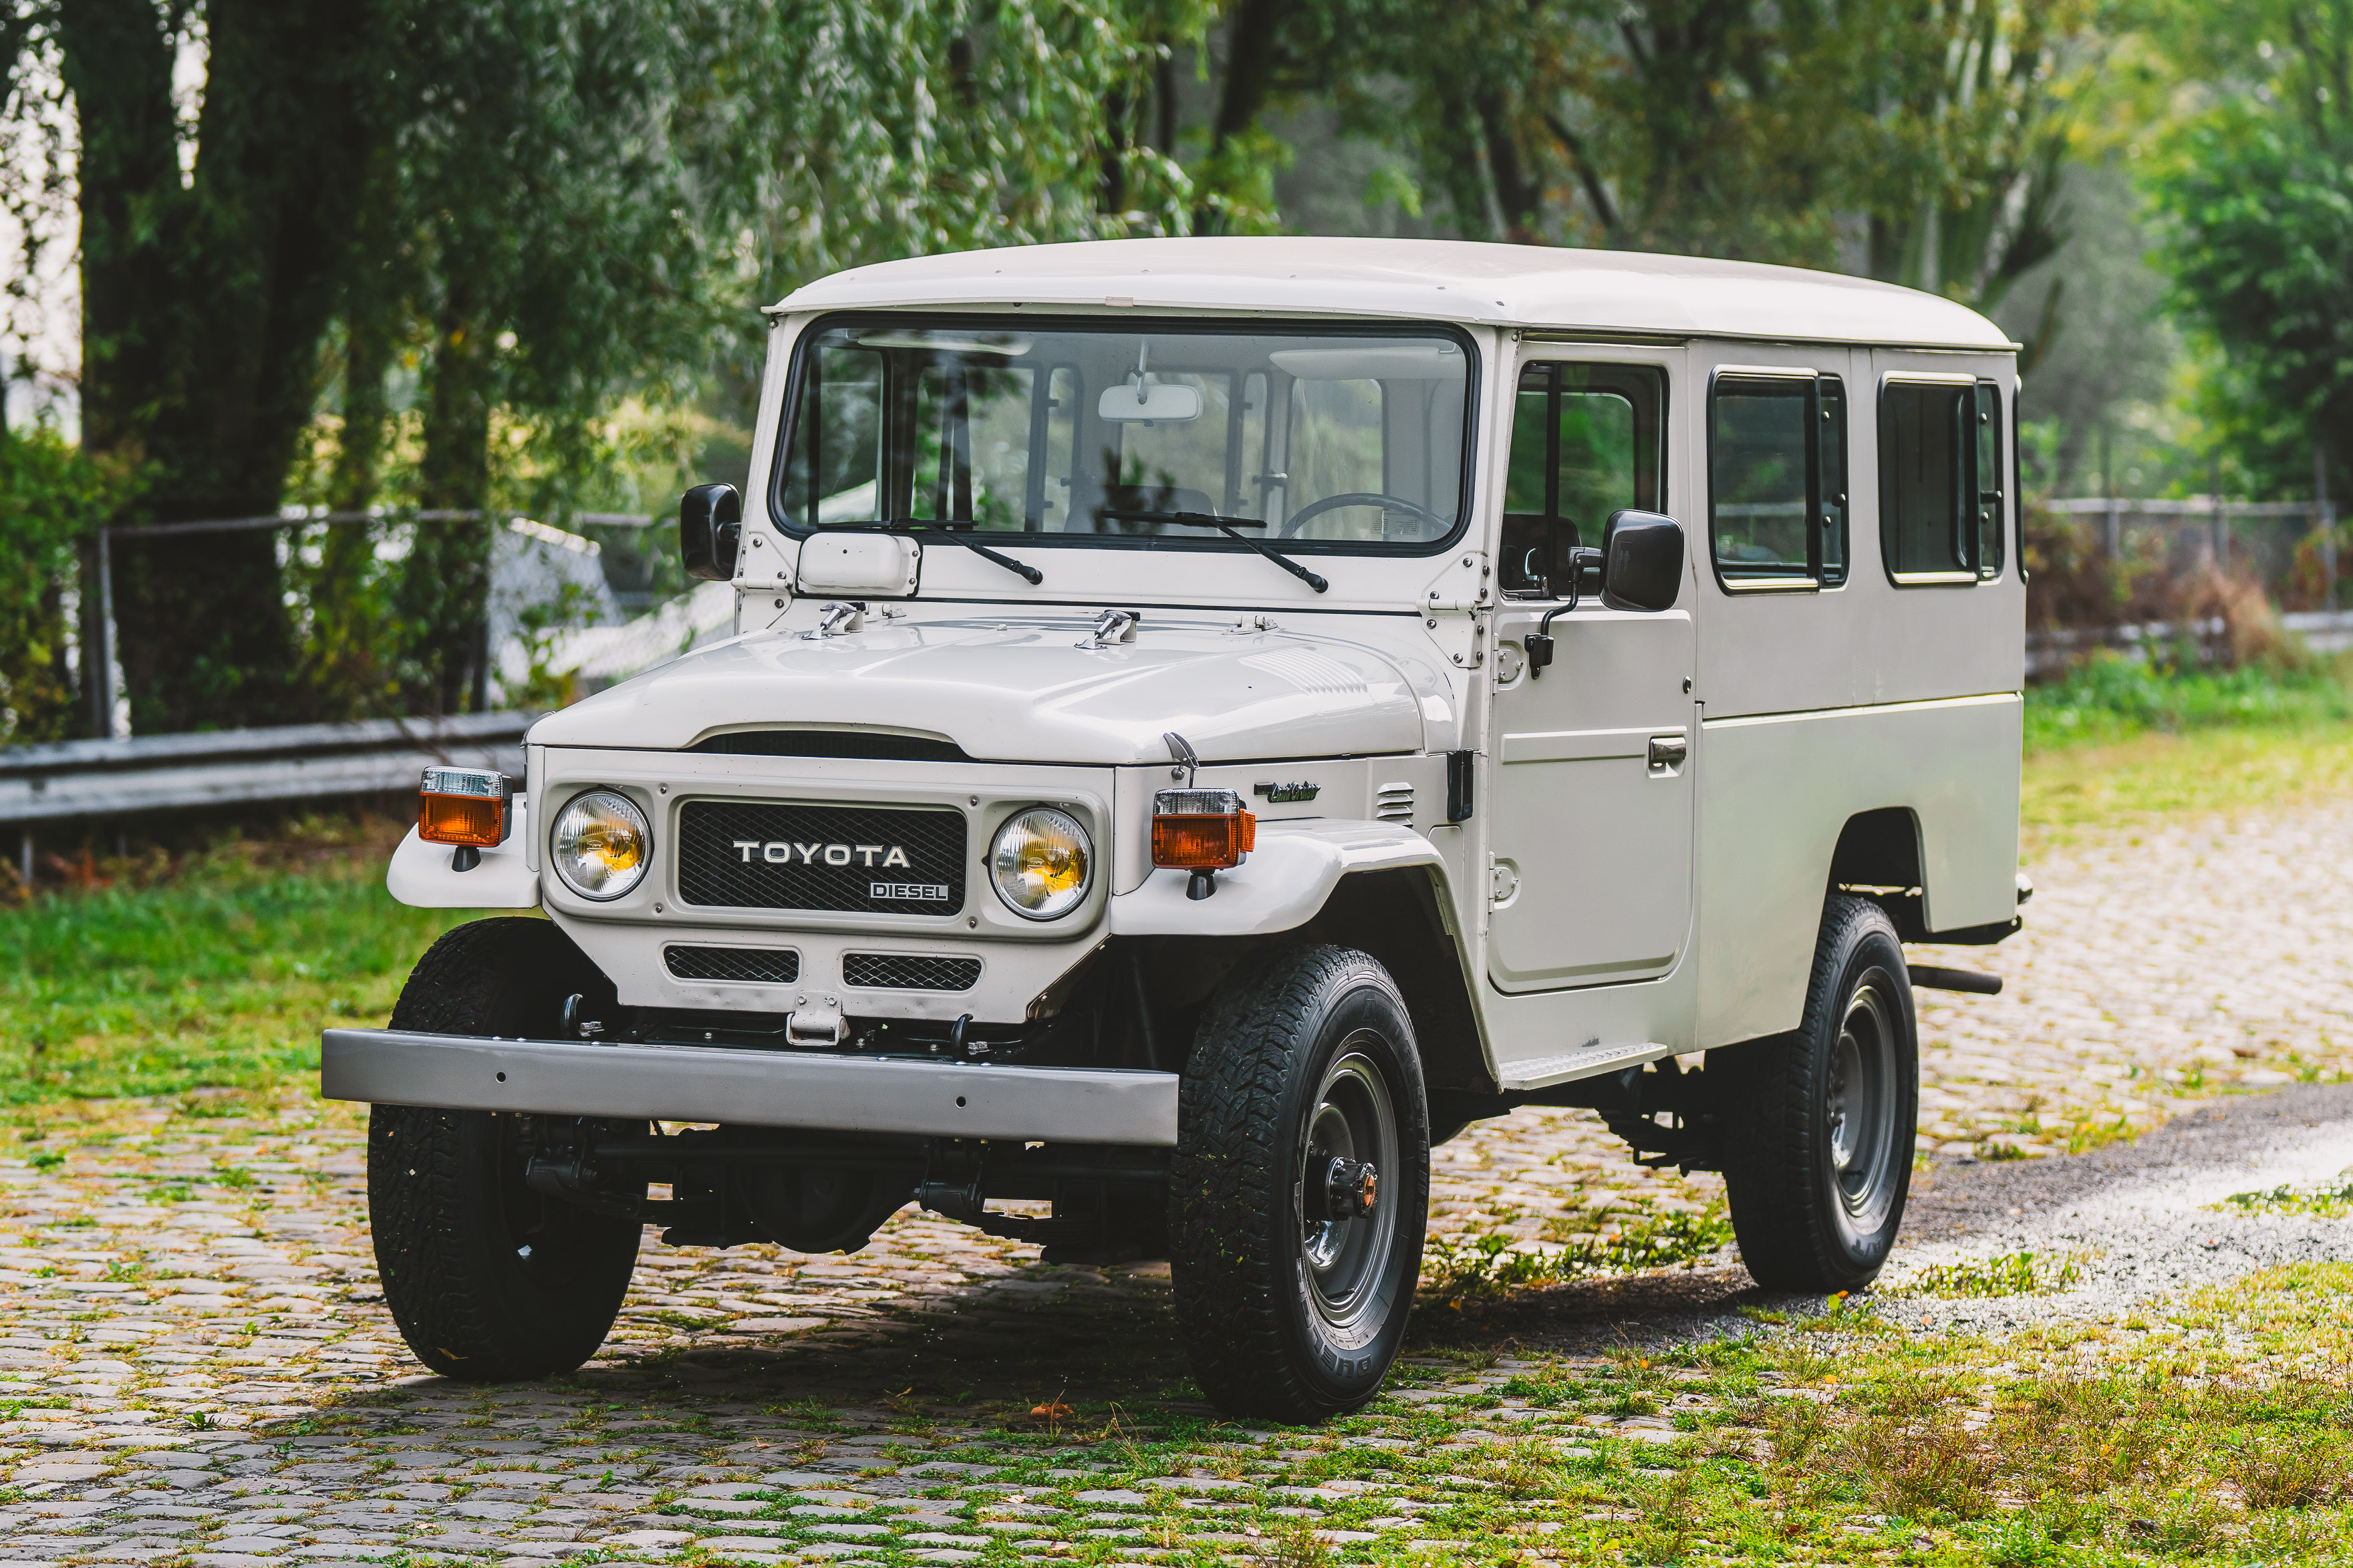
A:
1601,509,1683,612
1097,381,1202,422
680,482,742,582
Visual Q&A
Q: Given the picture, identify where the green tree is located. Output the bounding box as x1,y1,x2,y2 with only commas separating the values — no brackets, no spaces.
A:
2145,0,2353,498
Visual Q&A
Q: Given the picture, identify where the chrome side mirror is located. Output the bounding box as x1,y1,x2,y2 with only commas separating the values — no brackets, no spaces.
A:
680,482,742,582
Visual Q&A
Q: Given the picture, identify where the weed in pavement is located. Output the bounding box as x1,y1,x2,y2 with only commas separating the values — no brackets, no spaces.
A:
1888,1249,2082,1297
2219,1173,2353,1217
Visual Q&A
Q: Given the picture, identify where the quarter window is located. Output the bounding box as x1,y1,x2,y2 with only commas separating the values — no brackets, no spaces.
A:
1709,371,1846,588
1880,378,2004,581
1499,362,1665,596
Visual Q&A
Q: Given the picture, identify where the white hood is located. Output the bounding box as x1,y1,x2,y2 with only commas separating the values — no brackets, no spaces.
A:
529,614,1431,764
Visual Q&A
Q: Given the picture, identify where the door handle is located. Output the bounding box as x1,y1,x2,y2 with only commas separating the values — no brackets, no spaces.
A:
1647,735,1687,776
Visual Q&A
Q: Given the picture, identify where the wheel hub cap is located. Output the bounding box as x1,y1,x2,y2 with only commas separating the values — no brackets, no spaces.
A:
1296,1044,1401,1330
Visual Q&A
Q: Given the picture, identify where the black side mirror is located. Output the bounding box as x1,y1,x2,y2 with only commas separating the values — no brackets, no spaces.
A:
680,482,742,582
1601,509,1683,612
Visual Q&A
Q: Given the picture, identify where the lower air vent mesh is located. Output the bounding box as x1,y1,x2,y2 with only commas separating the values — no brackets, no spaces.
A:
842,953,982,992
664,945,801,984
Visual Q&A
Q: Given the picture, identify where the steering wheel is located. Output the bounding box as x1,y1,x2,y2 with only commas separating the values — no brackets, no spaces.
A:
1277,491,1450,539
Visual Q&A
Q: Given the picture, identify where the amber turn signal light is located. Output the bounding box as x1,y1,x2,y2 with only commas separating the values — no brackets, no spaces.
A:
1151,811,1256,869
418,766,514,850
1153,788,1254,901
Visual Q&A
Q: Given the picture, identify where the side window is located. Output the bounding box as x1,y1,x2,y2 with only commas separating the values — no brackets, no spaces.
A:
1881,377,2004,581
1709,371,1846,588
1500,362,1665,596
1977,381,2004,577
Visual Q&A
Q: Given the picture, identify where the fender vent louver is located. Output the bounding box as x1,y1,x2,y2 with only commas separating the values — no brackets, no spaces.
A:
1374,782,1415,824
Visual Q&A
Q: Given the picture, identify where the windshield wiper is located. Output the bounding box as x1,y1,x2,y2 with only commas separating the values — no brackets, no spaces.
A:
1099,508,1329,594
810,520,1043,585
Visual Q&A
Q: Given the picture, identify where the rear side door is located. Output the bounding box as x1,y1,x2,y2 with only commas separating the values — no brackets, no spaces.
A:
1485,353,1697,992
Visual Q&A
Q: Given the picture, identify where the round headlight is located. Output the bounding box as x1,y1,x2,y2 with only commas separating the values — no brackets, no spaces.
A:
990,807,1093,920
550,789,652,901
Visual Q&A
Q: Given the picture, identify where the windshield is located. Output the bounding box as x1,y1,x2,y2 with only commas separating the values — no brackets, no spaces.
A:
773,318,1472,553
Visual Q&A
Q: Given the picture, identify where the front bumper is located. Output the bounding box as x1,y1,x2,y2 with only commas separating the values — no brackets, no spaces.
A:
320,1028,1179,1146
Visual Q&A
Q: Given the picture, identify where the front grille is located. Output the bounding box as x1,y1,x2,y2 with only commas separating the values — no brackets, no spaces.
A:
842,953,982,991
678,800,967,914
664,945,801,984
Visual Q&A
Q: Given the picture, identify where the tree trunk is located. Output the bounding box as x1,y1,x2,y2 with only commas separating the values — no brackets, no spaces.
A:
404,304,497,716
57,0,385,734
1194,0,1292,232
1476,88,1546,245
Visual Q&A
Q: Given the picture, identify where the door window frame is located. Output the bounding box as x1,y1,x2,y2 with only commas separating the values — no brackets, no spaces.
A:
1705,364,1849,595
1877,371,2008,587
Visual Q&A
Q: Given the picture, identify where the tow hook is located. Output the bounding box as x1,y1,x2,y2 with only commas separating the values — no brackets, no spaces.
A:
785,994,847,1046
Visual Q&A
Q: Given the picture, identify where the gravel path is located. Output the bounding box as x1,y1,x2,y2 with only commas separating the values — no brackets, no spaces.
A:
1881,1080,2353,1335
0,794,2342,1563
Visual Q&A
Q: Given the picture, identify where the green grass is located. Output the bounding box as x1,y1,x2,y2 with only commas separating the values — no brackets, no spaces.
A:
2020,655,2353,838
2026,651,2353,752
1403,1262,2353,1562
0,832,470,1109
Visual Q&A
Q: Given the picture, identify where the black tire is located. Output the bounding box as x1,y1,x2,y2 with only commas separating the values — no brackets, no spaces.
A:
1169,945,1430,1423
1719,895,1919,1292
370,917,643,1380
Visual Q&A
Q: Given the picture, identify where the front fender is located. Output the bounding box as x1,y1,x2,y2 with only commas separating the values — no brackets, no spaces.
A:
1107,818,1443,937
385,798,540,909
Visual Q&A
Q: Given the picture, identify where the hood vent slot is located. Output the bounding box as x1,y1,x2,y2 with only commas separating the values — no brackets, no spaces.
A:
692,729,971,763
1374,782,1414,824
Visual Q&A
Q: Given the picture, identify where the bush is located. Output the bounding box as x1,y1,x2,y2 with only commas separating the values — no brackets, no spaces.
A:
0,427,117,744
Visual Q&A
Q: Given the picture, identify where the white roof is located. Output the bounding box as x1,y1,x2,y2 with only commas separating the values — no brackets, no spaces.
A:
775,237,2012,353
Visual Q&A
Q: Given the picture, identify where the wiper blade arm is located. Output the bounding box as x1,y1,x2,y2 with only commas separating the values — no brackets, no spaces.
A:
808,520,1043,585
1101,508,1329,595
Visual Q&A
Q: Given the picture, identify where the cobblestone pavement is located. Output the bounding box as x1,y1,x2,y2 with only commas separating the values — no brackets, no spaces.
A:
0,798,2342,1564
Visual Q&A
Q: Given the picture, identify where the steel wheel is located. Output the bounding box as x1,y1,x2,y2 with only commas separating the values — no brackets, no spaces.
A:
1717,895,1919,1292
1171,945,1431,1422
1825,977,1902,1246
1297,1042,1401,1332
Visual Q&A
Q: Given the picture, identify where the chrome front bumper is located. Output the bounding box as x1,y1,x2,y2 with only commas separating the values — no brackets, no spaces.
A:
319,1028,1180,1146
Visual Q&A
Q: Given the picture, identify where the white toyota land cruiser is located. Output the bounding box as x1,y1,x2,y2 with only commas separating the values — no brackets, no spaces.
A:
325,237,2026,1422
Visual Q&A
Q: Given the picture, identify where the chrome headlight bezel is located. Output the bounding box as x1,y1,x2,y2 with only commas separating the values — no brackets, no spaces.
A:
989,806,1094,921
549,788,653,902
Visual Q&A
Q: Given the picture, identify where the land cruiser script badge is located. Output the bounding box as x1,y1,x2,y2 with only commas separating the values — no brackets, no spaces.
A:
1253,781,1320,803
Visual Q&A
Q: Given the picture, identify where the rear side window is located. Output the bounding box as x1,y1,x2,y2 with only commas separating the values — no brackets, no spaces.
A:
1709,371,1846,589
1500,362,1665,596
1880,378,2005,582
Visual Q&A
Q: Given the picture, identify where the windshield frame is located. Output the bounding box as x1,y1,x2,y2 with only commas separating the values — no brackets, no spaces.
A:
765,311,1483,561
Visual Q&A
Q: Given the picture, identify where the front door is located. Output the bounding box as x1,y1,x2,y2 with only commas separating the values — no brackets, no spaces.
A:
1486,356,1696,992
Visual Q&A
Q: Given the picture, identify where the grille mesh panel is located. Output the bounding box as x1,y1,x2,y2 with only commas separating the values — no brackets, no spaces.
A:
664,945,801,984
678,800,967,913
842,953,982,991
